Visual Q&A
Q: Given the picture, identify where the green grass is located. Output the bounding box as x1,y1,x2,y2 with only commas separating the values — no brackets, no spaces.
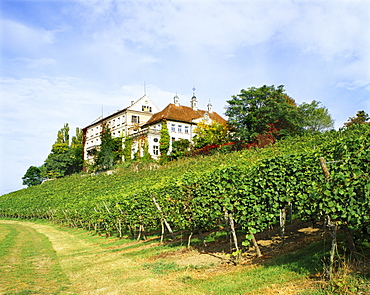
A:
1,219,370,295
0,222,74,295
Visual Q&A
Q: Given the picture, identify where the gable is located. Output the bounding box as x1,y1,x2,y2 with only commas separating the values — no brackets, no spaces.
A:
127,95,160,114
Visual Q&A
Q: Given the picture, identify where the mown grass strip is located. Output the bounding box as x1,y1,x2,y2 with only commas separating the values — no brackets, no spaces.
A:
0,221,74,295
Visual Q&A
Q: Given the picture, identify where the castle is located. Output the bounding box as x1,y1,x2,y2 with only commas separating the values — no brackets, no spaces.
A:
82,92,226,162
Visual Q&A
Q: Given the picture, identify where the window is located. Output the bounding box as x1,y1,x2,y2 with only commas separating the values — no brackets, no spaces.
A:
153,145,159,155
142,105,152,112
185,126,189,134
171,124,176,132
178,125,182,133
132,115,140,124
153,138,159,143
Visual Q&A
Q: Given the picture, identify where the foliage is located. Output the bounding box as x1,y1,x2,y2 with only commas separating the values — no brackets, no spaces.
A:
226,85,335,142
170,138,191,159
123,136,133,162
44,124,75,178
192,121,232,149
112,137,123,162
298,100,335,133
69,127,84,174
22,166,45,187
95,124,116,171
3,125,370,263
343,110,370,128
226,85,303,141
141,139,153,162
159,120,170,156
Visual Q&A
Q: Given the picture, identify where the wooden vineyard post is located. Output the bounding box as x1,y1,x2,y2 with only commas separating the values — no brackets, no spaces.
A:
228,212,239,253
319,157,337,280
250,232,262,257
320,157,359,263
280,208,286,247
152,197,175,240
319,157,330,180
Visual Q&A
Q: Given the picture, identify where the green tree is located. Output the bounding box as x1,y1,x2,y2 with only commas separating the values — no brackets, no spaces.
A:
22,166,45,187
141,139,153,162
226,85,303,141
343,110,370,128
95,124,116,170
193,121,232,149
159,120,170,156
123,136,133,162
44,124,74,178
69,127,84,174
298,100,334,133
113,137,123,163
170,138,191,159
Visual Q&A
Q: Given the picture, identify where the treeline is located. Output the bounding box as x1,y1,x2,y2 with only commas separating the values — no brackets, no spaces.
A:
22,124,84,187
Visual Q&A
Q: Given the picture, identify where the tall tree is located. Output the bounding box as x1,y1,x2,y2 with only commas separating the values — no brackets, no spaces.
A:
69,127,84,174
298,100,334,133
226,85,303,141
159,120,170,156
95,123,115,170
123,136,133,162
44,124,74,178
343,110,370,128
193,121,232,149
170,138,191,159
22,166,45,187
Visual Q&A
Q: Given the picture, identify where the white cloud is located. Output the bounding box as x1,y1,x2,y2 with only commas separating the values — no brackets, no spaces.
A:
1,19,56,53
1,0,369,195
0,75,180,194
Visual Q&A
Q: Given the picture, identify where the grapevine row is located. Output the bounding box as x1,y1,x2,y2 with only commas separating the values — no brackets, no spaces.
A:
1,124,369,251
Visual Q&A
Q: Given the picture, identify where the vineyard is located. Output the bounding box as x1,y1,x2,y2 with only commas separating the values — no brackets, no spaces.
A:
1,124,369,266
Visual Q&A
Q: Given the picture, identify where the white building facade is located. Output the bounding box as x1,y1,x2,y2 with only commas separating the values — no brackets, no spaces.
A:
136,94,227,159
82,95,159,162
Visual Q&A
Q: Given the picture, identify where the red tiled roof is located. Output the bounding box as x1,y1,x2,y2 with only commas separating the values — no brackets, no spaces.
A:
144,104,227,126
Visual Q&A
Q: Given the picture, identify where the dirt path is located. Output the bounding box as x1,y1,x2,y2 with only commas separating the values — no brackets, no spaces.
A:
0,220,201,295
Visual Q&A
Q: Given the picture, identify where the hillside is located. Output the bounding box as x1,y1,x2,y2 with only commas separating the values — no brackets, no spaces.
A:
1,125,369,241
1,124,370,293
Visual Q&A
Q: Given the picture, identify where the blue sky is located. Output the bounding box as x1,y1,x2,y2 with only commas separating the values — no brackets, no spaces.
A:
1,0,369,195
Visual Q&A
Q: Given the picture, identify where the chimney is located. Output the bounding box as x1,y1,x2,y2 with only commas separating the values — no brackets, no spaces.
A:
131,101,134,105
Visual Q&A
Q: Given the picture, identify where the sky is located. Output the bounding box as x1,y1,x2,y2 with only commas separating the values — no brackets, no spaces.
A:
1,0,369,195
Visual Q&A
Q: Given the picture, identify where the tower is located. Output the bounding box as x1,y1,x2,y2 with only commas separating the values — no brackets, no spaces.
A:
207,99,213,113
174,94,180,107
190,87,198,111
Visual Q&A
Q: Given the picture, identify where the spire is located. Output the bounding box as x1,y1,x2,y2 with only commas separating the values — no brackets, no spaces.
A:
207,99,213,113
191,87,198,111
174,93,180,106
